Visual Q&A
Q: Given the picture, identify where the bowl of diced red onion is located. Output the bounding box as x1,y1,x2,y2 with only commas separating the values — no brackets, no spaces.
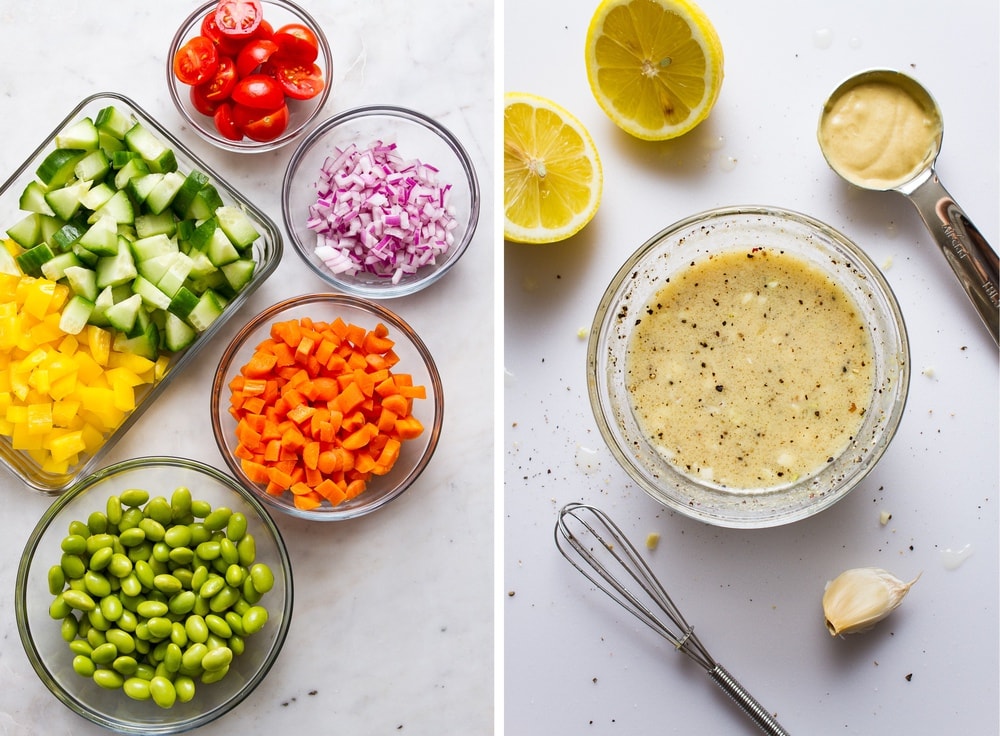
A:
280,105,480,298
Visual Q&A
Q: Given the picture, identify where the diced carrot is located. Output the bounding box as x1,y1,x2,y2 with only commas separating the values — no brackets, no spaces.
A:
242,351,277,378
394,416,424,440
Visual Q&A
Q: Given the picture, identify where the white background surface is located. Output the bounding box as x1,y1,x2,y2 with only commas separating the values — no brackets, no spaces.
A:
0,2,494,734
504,1,998,735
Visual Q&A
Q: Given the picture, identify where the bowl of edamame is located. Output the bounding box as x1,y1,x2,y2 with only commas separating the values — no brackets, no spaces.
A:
15,456,293,734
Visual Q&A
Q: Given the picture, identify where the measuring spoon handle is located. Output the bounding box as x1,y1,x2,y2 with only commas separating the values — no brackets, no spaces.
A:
905,173,999,345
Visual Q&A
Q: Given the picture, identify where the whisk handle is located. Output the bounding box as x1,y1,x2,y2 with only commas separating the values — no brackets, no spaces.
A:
707,664,791,736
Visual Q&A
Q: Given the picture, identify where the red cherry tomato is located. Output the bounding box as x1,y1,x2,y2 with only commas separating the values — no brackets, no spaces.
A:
268,58,325,100
200,12,244,55
232,102,289,142
213,102,244,141
272,23,319,63
231,74,285,110
215,0,264,37
173,36,219,86
236,39,279,78
190,84,221,116
250,18,274,40
199,56,238,102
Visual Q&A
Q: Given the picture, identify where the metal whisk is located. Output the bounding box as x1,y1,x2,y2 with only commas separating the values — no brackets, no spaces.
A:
555,502,791,736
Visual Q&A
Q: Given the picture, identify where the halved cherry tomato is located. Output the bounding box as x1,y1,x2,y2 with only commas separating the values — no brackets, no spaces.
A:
200,12,244,55
173,36,219,86
236,39,279,78
231,74,285,110
272,23,319,63
213,102,244,141
250,18,274,41
215,0,263,37
232,102,289,142
199,56,238,102
268,58,325,100
191,84,221,116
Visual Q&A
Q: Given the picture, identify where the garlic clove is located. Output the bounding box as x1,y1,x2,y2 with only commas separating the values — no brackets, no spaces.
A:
822,567,920,636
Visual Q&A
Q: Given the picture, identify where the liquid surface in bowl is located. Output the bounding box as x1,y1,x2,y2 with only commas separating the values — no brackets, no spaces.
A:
818,80,941,189
625,248,876,490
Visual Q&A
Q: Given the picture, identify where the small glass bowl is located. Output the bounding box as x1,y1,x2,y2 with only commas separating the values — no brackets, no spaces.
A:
211,293,444,520
166,0,333,153
281,105,481,298
15,456,293,734
588,206,910,529
0,92,282,494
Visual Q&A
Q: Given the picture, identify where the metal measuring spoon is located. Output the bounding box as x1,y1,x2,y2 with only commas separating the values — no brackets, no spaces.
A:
818,68,999,345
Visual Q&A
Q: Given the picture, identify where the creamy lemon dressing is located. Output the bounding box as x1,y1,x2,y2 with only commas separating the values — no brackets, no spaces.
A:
818,80,941,189
625,248,876,490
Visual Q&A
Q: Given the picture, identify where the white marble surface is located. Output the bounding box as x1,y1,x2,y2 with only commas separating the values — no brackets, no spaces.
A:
0,1,494,734
504,1,998,735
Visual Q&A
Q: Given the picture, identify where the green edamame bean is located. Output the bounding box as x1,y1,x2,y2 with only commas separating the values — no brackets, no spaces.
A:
62,589,96,612
237,534,256,567
117,608,138,633
181,642,208,671
201,646,233,672
119,507,144,531
193,594,211,617
152,542,171,563
232,598,251,616
87,608,110,632
219,537,239,566
147,617,174,640
89,546,113,572
85,533,115,555
139,518,166,542
169,590,196,615
242,578,262,604
195,540,221,560
61,534,88,555
106,495,123,526
120,488,149,507
105,628,135,654
185,615,209,644
134,560,155,589
123,676,151,701
108,553,133,578
250,563,275,594
226,512,247,542
91,642,118,665
242,606,268,635
171,486,192,518
164,524,192,548
61,553,86,580
69,640,93,657
72,654,96,677
48,565,65,596
113,655,138,676
224,611,246,637
163,642,183,673
205,634,227,651
172,567,193,589
135,622,151,641
145,497,172,525
153,573,182,595
168,546,195,566
87,511,108,535
190,499,212,519
119,527,146,547
61,614,79,642
150,675,177,709
225,564,245,588
134,638,151,656
203,507,232,532
174,675,196,703
190,565,209,591
68,520,89,538
205,614,232,639
209,585,240,613
171,621,188,647
120,572,142,598
199,575,224,599
188,523,210,545
86,627,106,648
200,665,229,684
93,669,125,689
84,570,111,598
134,663,156,681
136,600,168,618
100,594,124,622
228,634,245,656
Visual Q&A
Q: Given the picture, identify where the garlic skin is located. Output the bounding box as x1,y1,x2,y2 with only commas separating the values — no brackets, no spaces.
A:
822,567,920,636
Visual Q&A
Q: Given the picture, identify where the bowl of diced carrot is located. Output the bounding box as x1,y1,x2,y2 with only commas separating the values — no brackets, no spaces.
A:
210,292,444,520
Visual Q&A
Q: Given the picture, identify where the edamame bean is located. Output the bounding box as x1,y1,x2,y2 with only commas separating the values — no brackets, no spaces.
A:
89,546,113,571
209,585,241,613
87,608,110,632
91,642,118,665
48,565,65,596
145,497,172,525
62,589,96,612
118,527,146,547
147,617,174,640
150,675,177,709
226,512,247,541
171,486,192,518
68,520,89,538
242,578,262,605
134,560,155,589
171,622,188,647
188,523,210,545
87,511,108,535
84,570,111,598
190,499,212,519
168,546,195,566
94,669,125,689
219,538,239,566
169,590,196,615
164,524,192,548
61,615,79,642
242,606,268,635
120,488,149,507
224,611,246,637
174,675,196,703
201,646,233,672
135,663,156,681
153,573,183,595
250,563,275,594
140,518,166,543
118,609,138,633
106,495,123,526
237,534,256,567
203,507,232,532
136,600,168,618
101,595,124,622
72,654,96,677
225,564,245,588
163,642,182,673
108,553,133,578
185,615,209,644
61,534,88,555
195,540,221,560
69,640,93,657
205,614,232,639
181,642,208,671
123,676,151,701
113,655,138,676
119,507,143,531
199,575,224,599
106,628,135,654
229,634,245,656
200,665,229,684
85,533,115,555
152,542,171,563
120,572,142,598
60,553,86,580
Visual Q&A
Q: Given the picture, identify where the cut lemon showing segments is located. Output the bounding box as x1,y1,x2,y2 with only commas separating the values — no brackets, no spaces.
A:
585,0,724,141
504,92,603,244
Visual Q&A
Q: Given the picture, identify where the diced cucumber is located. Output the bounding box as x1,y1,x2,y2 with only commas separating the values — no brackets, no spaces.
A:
206,227,240,266
71,243,99,267
156,252,194,296
63,265,99,301
186,289,225,332
78,215,119,256
15,242,55,277
18,180,55,216
137,253,176,284
104,292,143,333
73,149,110,183
131,233,177,261
112,150,141,168
89,286,115,326
0,247,19,276
58,295,94,335
44,179,92,221
215,206,260,249
170,170,209,217
98,131,126,156
127,173,163,204
176,218,197,244
55,117,99,151
187,217,218,252
185,184,223,221
114,320,159,361
221,258,256,292
79,181,116,211
145,171,186,215
95,105,132,140
125,122,177,173
132,275,172,311
167,286,200,319
95,238,137,288
40,252,83,281
6,212,42,247
89,189,134,225
36,149,86,188
114,157,150,190
52,221,87,252
163,311,197,352
135,210,177,239
186,249,217,279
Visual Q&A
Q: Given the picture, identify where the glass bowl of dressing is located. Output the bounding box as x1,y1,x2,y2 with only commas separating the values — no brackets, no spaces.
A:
587,206,910,528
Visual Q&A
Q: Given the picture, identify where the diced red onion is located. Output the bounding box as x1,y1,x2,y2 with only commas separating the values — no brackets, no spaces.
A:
306,139,458,285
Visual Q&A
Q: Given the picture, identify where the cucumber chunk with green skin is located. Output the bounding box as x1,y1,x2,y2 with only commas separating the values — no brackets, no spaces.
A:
95,238,138,288
167,286,200,319
41,252,83,281
128,173,164,205
145,172,186,215
15,242,54,276
221,259,256,292
125,123,177,174
95,105,132,140
90,286,116,327
56,117,99,151
207,228,240,266
52,221,87,252
6,212,42,248
135,211,177,239
58,295,95,335
114,321,159,361
215,206,260,249
79,181,116,212
104,293,143,334
36,149,86,188
184,185,223,221
186,289,226,332
170,171,209,217
88,189,134,225
156,253,195,297
114,158,151,191
164,312,197,352
63,265,99,301
44,180,92,221
133,276,172,311
19,180,55,216
131,233,176,262
78,216,120,256
74,149,111,183
137,253,176,284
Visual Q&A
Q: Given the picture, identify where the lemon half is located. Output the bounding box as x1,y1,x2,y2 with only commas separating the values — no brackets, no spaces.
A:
585,0,724,141
503,92,603,244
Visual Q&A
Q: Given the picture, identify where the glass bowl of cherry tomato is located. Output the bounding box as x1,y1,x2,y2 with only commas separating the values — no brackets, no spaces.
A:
168,0,332,153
